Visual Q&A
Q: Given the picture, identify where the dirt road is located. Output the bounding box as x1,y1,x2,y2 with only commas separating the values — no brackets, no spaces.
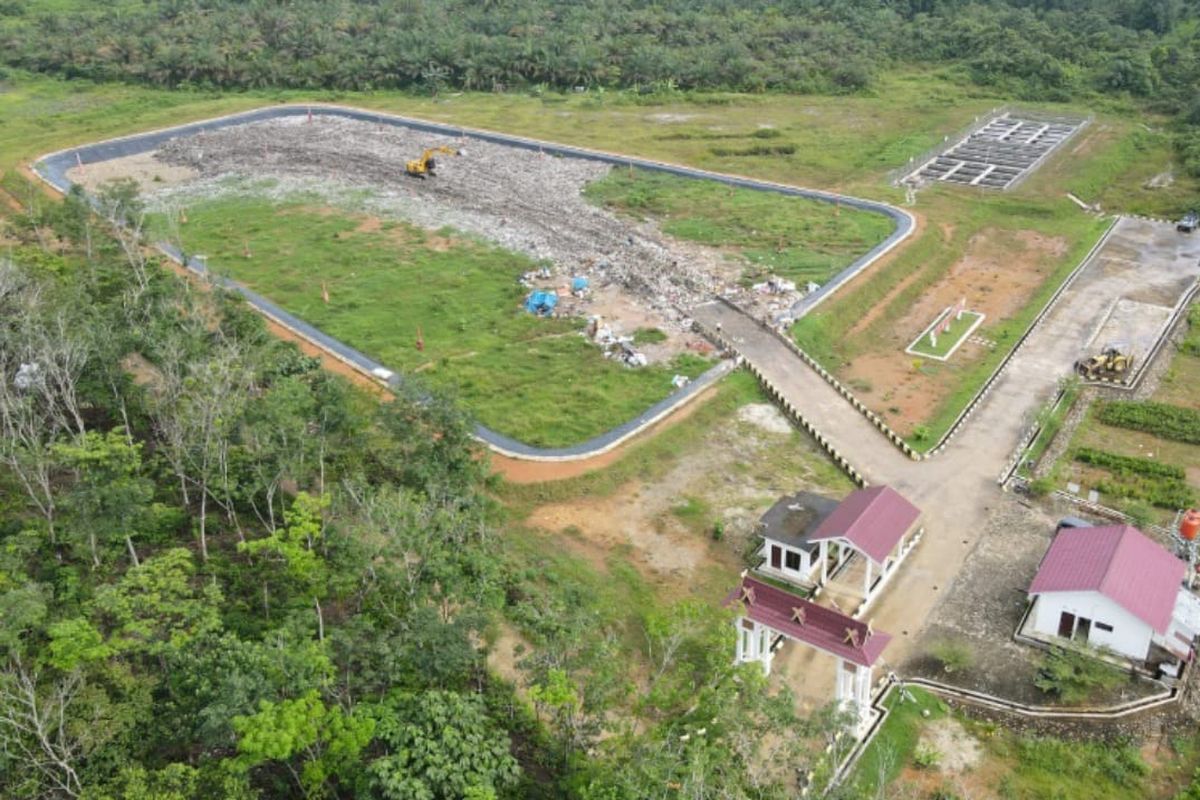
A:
695,217,1200,667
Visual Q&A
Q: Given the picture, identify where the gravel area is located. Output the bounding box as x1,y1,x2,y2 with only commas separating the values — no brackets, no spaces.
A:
148,114,741,322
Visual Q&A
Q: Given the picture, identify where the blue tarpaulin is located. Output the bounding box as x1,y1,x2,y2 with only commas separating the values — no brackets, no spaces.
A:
524,290,558,316
572,276,589,292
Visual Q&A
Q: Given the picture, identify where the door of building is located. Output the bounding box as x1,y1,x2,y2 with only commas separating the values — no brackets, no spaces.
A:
1058,611,1076,638
1075,617,1092,642
771,545,782,570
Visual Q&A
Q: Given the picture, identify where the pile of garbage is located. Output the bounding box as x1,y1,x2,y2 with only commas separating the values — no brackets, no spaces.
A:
750,276,797,295
587,316,648,368
152,115,737,320
524,289,559,316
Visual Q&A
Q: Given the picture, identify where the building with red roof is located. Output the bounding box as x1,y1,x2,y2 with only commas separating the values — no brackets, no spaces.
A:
757,485,922,614
1025,524,1199,663
725,575,891,735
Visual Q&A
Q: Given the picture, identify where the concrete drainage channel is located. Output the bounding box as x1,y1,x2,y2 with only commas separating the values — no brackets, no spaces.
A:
33,102,914,462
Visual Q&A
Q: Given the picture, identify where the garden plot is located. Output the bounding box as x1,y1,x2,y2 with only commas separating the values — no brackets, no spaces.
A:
907,113,1086,190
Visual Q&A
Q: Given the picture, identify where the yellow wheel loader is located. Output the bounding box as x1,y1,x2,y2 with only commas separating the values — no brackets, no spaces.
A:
1075,347,1134,380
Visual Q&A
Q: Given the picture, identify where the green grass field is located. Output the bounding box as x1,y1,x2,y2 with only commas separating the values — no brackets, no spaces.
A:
907,309,984,359
583,169,892,287
2,69,1193,453
158,198,711,447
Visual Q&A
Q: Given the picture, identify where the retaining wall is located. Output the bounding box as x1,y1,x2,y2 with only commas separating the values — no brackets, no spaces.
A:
692,317,868,487
716,296,921,461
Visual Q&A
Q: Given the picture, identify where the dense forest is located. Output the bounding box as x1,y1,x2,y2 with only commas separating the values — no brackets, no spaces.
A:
0,171,838,797
1,2,1200,798
0,0,1193,100
2,1,1199,171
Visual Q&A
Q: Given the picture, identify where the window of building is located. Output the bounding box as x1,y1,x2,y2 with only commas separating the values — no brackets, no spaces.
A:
1095,622,1113,633
784,550,802,571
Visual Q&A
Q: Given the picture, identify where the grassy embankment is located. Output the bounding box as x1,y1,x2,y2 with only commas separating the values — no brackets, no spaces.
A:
852,687,1198,799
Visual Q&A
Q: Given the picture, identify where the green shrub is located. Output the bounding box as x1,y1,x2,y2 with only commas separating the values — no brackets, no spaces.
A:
1093,477,1193,509
1174,767,1200,800
913,744,941,770
1073,448,1185,479
1097,401,1200,444
929,639,974,674
709,142,797,157
1034,646,1125,704
1028,476,1055,497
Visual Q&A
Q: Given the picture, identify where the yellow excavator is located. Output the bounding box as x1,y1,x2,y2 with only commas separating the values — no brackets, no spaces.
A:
405,145,459,178
1075,347,1134,380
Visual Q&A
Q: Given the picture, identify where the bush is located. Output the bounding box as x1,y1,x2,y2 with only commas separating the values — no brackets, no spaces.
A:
1034,646,1125,704
1090,472,1194,509
1174,767,1200,800
1073,447,1184,479
709,142,796,157
1027,476,1055,497
913,744,942,770
1122,501,1156,530
1097,401,1200,444
929,639,974,674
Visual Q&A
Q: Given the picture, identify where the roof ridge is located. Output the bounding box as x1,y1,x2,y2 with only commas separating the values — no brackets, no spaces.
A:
1099,525,1147,594
1097,524,1132,592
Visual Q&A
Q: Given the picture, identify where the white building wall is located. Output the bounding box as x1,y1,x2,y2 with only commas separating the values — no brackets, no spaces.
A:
1030,590,1154,660
758,537,818,585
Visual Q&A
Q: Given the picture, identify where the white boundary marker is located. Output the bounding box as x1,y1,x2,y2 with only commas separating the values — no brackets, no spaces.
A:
904,307,986,362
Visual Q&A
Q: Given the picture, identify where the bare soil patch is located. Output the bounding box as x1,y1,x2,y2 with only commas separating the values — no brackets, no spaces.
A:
736,403,792,435
521,402,840,598
918,718,983,773
66,151,197,194
844,227,1067,434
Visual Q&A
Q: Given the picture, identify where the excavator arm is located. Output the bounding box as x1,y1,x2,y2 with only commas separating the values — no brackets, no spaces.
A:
405,145,459,178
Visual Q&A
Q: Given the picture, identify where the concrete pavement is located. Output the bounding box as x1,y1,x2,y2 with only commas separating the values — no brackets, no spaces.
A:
698,217,1200,669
